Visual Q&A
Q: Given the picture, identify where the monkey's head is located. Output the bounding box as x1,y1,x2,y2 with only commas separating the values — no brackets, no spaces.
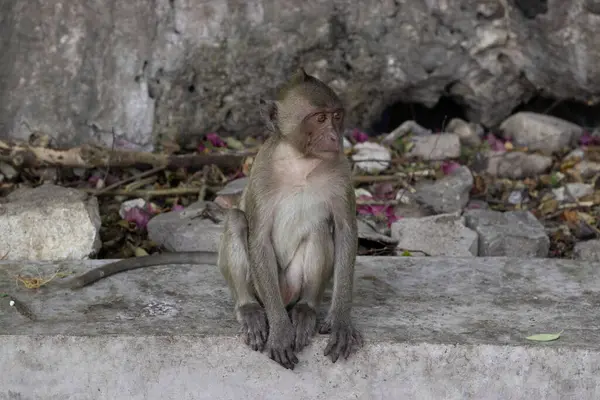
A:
260,68,345,160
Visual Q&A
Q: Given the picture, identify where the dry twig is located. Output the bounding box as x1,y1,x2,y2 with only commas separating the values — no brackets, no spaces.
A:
0,139,250,170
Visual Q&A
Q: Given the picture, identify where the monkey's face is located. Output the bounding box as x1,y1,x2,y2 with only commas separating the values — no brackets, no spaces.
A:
298,108,344,160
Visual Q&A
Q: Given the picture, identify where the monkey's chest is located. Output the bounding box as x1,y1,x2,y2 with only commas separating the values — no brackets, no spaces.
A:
271,187,334,266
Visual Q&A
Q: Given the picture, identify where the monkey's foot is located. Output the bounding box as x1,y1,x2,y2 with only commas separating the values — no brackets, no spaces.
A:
290,303,317,352
237,303,268,352
267,323,299,370
319,318,364,363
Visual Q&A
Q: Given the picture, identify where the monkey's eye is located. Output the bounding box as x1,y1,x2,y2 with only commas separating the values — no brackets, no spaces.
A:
316,113,326,123
333,111,342,120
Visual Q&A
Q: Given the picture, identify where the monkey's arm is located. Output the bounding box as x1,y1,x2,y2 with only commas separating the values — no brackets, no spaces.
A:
246,200,298,368
66,252,218,289
321,182,363,361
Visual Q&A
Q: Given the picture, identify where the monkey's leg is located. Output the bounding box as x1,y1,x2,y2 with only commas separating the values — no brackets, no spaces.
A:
219,209,268,352
289,228,334,352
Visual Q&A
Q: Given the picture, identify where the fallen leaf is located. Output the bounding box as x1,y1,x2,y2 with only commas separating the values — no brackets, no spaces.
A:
225,136,244,150
242,157,254,176
561,210,581,224
538,198,559,216
0,293,8,298
526,330,563,342
134,247,149,257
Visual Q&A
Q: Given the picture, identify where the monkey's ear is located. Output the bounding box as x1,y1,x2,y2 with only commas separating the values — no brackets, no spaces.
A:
259,98,278,132
290,67,309,83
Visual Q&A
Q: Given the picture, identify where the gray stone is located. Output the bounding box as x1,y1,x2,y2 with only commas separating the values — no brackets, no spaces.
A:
573,239,600,262
391,212,478,257
357,219,397,245
147,201,224,252
414,165,473,214
446,117,483,147
499,112,584,153
6,2,600,147
382,120,431,144
0,184,101,260
214,177,248,208
3,256,600,399
408,133,461,161
464,209,549,257
216,178,249,196
483,151,553,179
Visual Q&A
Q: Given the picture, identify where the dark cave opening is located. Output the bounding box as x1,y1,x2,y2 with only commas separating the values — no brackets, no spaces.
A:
371,96,467,134
511,95,600,129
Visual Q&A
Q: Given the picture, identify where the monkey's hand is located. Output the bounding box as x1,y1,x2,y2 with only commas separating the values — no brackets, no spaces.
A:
319,317,363,363
266,320,299,369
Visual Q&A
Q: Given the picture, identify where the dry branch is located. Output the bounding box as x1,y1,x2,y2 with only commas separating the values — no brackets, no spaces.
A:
0,140,251,170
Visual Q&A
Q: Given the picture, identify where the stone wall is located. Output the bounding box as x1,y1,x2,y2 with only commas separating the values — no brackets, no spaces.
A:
1,0,599,149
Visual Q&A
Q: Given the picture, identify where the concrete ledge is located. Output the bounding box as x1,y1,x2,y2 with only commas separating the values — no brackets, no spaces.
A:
1,257,600,399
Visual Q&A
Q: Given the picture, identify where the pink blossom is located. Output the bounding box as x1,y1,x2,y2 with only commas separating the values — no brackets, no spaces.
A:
351,129,369,143
579,131,600,146
441,161,461,175
356,195,400,227
206,133,226,147
123,207,153,229
486,134,506,152
171,204,185,212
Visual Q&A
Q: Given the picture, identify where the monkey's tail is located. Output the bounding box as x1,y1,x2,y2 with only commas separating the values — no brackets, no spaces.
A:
67,252,219,289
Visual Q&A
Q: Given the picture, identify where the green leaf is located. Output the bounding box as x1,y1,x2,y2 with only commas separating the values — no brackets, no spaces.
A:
526,330,563,342
0,293,8,298
134,247,149,257
401,250,412,257
225,137,244,150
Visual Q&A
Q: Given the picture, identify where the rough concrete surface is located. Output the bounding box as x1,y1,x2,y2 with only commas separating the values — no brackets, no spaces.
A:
1,256,600,399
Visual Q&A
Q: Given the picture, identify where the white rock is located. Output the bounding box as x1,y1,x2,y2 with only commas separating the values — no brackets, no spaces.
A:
0,184,101,260
552,183,594,202
119,198,149,219
352,142,391,173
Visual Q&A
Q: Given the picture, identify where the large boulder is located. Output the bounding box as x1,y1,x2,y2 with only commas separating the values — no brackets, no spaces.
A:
1,0,598,148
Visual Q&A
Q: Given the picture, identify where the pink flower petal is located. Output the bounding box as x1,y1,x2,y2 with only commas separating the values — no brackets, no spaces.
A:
171,204,185,212
123,207,153,229
441,161,461,175
206,133,226,147
486,134,506,152
351,129,369,143
579,131,600,146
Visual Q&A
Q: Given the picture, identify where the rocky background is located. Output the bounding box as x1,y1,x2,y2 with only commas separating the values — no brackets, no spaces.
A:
2,0,600,272
2,0,600,148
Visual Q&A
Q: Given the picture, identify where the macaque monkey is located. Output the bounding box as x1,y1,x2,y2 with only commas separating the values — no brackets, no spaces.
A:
67,68,363,369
